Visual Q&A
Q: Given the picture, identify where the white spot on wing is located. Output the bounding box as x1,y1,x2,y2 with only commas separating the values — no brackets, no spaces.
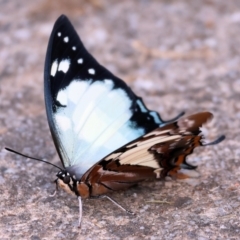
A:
64,36,69,43
58,32,61,37
72,46,76,51
77,58,83,64
88,68,95,75
57,90,68,106
58,59,70,73
51,59,58,77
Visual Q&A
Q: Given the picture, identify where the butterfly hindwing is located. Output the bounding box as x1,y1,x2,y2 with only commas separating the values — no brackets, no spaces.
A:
44,15,182,178
76,112,215,196
104,112,213,166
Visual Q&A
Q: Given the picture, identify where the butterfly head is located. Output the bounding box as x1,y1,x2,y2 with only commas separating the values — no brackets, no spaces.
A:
55,170,77,195
55,169,91,198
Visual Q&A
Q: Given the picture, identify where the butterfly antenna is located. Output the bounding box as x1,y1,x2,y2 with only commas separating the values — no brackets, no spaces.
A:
203,135,225,146
5,147,63,171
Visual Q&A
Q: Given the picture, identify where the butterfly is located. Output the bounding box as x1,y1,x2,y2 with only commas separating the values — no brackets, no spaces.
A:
6,15,224,227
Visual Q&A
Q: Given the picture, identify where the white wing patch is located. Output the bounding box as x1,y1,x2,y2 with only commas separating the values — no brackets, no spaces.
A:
150,112,161,124
55,115,71,131
54,79,144,175
67,80,90,104
57,90,68,106
51,59,58,77
137,99,147,113
58,59,70,73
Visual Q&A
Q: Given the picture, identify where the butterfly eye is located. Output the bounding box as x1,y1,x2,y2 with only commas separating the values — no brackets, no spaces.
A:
63,175,70,184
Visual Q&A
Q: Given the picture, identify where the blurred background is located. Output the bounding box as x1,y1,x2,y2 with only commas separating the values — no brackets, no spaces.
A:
0,0,240,239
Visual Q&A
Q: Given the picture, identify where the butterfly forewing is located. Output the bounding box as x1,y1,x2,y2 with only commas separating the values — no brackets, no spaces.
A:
44,15,177,178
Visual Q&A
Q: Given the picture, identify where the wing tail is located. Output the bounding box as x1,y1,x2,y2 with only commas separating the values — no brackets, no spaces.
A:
150,112,224,179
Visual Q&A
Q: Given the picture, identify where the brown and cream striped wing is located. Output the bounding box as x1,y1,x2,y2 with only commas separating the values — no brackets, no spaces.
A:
80,112,217,196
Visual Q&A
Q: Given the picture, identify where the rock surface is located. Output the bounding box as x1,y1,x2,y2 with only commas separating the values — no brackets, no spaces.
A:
0,0,239,239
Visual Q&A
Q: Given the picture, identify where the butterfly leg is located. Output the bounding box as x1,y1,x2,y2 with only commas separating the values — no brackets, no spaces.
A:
78,196,82,228
49,179,59,197
96,195,135,215
49,190,57,197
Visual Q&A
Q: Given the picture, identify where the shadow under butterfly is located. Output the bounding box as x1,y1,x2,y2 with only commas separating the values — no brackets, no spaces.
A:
6,15,225,227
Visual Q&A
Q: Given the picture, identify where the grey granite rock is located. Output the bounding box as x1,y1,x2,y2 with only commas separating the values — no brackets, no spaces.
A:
0,0,239,239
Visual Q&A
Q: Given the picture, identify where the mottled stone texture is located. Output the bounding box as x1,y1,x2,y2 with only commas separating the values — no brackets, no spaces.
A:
0,0,239,239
